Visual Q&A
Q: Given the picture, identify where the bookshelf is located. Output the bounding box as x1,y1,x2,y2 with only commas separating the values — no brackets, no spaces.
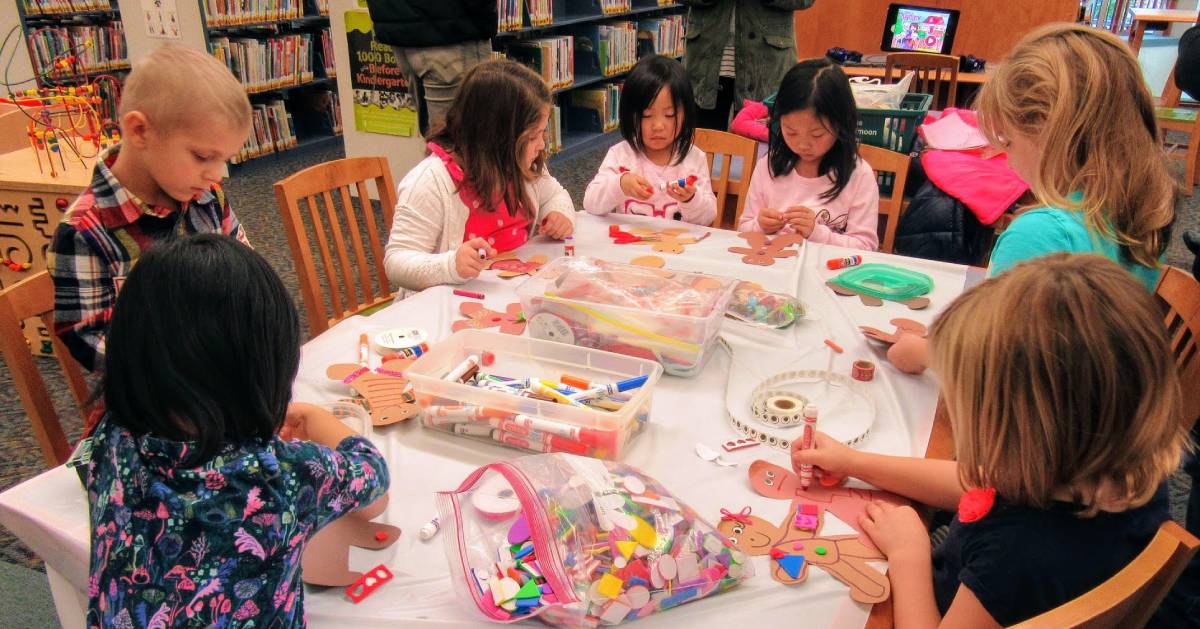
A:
494,0,687,163
14,0,130,122
197,0,342,165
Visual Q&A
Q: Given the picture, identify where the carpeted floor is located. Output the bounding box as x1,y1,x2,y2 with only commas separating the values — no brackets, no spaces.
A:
0,132,1195,609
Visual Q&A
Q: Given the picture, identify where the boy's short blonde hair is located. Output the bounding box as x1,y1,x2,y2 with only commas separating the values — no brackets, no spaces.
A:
930,253,1189,516
119,43,251,135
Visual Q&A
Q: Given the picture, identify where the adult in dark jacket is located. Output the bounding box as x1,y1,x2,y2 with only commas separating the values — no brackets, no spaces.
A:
364,0,497,135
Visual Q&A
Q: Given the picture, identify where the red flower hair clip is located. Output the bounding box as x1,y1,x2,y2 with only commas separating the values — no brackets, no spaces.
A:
958,487,997,523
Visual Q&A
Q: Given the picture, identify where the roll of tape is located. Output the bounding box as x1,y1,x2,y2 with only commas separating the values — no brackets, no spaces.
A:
374,328,429,358
527,312,576,345
852,360,875,382
470,473,521,521
750,391,808,426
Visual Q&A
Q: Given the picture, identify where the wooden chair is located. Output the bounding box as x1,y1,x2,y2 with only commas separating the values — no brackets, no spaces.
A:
1156,265,1200,433
1012,520,1200,628
858,143,911,254
694,128,759,229
1156,62,1200,193
0,272,91,467
884,52,960,110
274,156,397,336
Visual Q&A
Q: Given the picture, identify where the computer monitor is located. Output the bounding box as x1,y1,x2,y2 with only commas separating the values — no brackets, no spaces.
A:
881,4,960,55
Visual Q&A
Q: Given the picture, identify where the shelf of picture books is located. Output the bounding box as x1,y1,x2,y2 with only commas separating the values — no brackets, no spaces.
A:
210,32,325,94
497,0,683,35
506,36,575,91
26,23,130,80
564,82,620,134
232,87,341,164
202,0,304,27
637,13,684,57
546,104,563,154
19,0,116,16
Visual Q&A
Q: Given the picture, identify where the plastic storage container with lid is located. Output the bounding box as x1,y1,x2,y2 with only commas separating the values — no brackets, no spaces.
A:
515,256,737,377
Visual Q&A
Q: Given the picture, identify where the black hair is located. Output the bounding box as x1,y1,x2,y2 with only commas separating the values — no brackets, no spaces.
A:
619,55,696,166
768,59,860,201
102,234,300,467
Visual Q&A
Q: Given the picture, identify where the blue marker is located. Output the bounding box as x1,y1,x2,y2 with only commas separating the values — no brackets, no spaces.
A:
568,375,649,402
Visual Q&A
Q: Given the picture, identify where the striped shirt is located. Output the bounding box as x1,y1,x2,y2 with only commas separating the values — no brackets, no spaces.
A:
48,145,249,372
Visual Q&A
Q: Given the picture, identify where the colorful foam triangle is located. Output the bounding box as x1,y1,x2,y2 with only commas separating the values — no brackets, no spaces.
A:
616,540,638,560
776,554,806,580
514,579,542,601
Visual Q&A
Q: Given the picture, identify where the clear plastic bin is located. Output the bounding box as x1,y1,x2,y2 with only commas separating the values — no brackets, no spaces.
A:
516,256,736,377
405,329,663,460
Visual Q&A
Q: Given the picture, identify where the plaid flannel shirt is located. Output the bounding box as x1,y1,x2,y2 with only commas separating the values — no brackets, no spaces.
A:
48,145,249,372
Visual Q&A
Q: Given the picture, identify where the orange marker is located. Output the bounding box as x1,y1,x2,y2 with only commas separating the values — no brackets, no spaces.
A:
823,339,844,354
560,374,591,390
358,333,370,367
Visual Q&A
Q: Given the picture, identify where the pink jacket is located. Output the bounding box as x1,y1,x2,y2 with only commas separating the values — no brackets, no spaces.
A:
740,157,880,251
583,141,718,226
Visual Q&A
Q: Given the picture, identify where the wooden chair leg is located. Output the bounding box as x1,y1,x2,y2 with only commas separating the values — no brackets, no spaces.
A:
1186,133,1199,195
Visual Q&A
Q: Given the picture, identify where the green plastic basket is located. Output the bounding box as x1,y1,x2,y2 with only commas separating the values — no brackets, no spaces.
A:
856,93,933,154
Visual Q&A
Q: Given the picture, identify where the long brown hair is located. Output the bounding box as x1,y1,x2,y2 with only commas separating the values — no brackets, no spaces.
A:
976,23,1175,269
428,58,550,218
929,253,1188,516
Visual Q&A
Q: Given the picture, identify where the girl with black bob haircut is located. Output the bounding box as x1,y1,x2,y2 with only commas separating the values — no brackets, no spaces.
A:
87,233,389,627
583,54,717,225
739,59,881,250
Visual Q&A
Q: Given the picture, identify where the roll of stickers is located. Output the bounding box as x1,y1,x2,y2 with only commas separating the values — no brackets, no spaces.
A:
373,328,429,358
751,391,808,426
470,473,522,520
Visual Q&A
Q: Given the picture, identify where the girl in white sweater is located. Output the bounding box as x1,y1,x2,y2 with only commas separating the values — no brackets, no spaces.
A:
384,59,575,292
582,55,716,226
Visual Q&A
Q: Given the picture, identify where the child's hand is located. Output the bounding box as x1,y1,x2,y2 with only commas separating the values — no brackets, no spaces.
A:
665,180,696,203
859,502,931,562
620,172,654,200
791,431,859,481
456,237,497,280
784,206,817,238
757,207,786,233
540,211,573,240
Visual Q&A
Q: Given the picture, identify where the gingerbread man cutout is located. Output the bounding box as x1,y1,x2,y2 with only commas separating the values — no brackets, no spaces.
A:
452,301,526,335
629,226,699,254
486,252,547,278
827,282,931,310
327,362,420,427
717,506,890,603
860,318,928,345
302,496,400,587
729,233,806,266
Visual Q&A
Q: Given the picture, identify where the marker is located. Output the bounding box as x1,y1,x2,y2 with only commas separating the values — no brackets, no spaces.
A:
530,380,583,406
493,428,592,455
477,248,488,260
453,288,485,300
443,354,480,382
660,175,699,190
454,423,496,437
826,255,862,270
568,375,648,402
357,333,370,367
799,405,817,488
563,235,575,257
419,517,441,541
501,413,614,450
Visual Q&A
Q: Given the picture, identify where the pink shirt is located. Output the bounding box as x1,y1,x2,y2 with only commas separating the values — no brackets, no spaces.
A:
583,140,718,226
740,157,880,251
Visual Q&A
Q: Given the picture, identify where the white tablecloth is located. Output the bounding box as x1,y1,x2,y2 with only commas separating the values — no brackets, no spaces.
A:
0,214,970,628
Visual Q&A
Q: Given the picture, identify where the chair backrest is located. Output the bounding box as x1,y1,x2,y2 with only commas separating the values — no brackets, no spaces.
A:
1156,265,1200,432
885,52,960,110
694,128,759,229
858,143,911,254
0,272,91,466
273,156,397,336
1012,520,1200,628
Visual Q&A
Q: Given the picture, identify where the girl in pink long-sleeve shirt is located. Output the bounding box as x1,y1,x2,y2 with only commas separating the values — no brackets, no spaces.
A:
583,55,717,226
740,59,880,251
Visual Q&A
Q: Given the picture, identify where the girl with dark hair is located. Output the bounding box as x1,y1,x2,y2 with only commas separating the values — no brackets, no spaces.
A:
384,58,575,293
583,55,716,225
740,59,880,250
86,234,389,627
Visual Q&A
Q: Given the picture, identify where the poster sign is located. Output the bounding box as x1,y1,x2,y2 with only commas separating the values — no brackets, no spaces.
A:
345,11,416,137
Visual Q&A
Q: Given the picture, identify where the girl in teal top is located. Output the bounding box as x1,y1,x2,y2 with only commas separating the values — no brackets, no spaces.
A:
976,25,1174,291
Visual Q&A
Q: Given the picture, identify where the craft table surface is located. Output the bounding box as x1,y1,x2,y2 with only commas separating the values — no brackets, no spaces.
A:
0,213,968,628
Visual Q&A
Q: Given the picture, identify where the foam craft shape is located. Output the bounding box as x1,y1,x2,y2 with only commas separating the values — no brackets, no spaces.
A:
729,233,806,266
629,255,665,268
486,252,548,278
617,540,638,560
717,498,889,603
628,227,699,254
860,318,928,345
452,302,527,335
826,282,931,310
327,362,420,427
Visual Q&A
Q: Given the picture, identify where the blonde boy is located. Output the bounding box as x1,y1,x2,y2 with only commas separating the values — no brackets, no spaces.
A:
49,44,252,373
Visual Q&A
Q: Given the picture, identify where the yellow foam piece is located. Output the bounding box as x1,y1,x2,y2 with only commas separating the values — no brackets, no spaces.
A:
630,515,657,549
597,573,624,599
616,540,638,560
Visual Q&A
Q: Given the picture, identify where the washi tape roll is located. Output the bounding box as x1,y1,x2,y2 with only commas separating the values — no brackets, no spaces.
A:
470,473,522,521
374,328,429,358
852,360,876,382
527,312,576,345
750,390,808,426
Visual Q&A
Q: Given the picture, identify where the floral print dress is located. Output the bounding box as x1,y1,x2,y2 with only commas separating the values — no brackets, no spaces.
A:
84,415,389,628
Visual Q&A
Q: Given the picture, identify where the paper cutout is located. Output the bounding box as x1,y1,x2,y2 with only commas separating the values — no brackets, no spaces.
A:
718,502,889,603
630,255,666,268
327,363,420,427
728,233,806,266
827,282,931,310
486,252,547,278
452,302,527,335
748,460,907,542
346,565,394,602
628,227,699,254
860,318,928,345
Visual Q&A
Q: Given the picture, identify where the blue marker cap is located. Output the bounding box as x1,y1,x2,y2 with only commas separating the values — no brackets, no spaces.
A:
615,375,649,392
